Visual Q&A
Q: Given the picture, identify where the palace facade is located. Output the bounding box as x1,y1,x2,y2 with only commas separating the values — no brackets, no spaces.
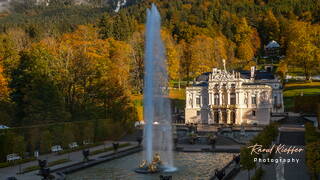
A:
185,66,284,125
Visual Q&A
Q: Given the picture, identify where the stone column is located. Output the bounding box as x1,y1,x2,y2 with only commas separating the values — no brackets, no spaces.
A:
212,91,215,105
219,90,223,105
209,92,212,105
248,92,251,107
193,93,196,108
219,110,223,124
210,109,215,124
227,110,231,124
227,90,230,105
236,91,239,105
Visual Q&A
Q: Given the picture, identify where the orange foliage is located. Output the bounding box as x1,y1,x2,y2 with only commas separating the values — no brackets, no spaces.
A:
0,65,9,101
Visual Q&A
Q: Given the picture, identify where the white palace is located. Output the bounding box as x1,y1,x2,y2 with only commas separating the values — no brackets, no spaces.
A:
185,63,284,125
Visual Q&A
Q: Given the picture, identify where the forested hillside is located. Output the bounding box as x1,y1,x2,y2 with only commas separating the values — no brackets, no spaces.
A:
0,0,320,126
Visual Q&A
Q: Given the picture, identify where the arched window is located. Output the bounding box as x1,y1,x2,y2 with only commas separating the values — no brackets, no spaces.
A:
214,111,219,124
230,93,236,105
231,111,236,124
222,111,227,124
214,93,219,105
252,94,257,105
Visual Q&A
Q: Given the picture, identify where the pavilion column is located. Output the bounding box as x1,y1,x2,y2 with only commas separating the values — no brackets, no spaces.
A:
211,110,215,124
209,110,214,124
219,110,223,124
219,90,223,105
236,91,239,105
227,90,230,105
192,93,196,108
227,110,231,124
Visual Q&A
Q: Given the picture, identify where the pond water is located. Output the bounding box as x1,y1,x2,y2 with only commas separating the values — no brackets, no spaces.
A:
220,130,260,143
67,152,235,180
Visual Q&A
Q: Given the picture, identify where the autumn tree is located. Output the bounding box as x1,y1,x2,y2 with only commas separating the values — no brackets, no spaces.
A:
0,65,12,125
0,65,9,102
240,147,256,180
276,60,288,81
129,27,145,93
260,10,280,43
34,25,134,121
237,42,255,66
161,29,181,81
190,35,223,77
40,130,53,154
234,17,259,67
0,34,20,77
99,11,138,41
179,40,192,84
285,21,320,81
12,135,26,157
306,141,320,180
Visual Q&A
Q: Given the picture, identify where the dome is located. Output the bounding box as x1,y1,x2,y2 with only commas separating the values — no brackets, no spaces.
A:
265,40,280,49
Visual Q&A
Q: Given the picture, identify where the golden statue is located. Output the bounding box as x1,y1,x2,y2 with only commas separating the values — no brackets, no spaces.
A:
148,161,158,173
139,160,147,168
137,153,162,173
152,153,161,164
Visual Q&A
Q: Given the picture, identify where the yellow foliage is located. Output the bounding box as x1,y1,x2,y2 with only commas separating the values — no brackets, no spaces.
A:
0,65,9,101
189,35,228,77
237,41,254,62
161,29,181,80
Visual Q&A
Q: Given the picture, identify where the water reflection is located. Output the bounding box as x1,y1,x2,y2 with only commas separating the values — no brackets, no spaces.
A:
67,152,235,180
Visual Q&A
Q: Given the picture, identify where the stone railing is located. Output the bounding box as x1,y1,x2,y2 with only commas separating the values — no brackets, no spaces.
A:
210,104,237,109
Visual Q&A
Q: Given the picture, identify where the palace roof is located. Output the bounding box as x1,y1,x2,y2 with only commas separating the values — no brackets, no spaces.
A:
195,70,275,83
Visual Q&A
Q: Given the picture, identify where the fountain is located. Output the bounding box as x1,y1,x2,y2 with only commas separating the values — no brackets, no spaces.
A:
135,4,175,174
66,4,237,180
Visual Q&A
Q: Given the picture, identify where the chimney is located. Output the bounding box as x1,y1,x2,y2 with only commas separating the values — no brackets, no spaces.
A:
250,66,255,80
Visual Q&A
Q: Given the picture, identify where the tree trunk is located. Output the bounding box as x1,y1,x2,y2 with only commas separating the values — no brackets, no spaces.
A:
104,98,107,119
303,61,311,82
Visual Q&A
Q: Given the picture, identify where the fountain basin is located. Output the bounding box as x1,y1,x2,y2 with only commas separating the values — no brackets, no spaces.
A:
67,152,235,180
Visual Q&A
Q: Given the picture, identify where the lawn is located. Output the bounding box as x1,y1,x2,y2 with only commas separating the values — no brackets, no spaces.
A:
284,81,320,96
283,81,320,111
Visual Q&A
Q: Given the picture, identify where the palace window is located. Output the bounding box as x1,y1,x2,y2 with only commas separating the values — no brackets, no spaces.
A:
231,111,236,123
252,94,257,105
196,97,200,106
214,93,219,105
230,93,236,105
252,110,256,116
197,111,201,116
214,112,219,123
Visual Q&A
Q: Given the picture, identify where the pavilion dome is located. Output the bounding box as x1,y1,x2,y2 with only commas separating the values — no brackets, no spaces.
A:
0,125,9,129
265,40,280,49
